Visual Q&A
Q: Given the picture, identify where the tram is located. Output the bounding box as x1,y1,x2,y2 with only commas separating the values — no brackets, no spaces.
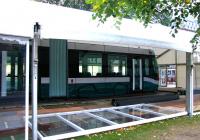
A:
38,41,159,99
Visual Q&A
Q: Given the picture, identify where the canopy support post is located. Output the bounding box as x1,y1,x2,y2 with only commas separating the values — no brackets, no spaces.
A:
32,23,40,140
186,52,193,117
25,40,30,140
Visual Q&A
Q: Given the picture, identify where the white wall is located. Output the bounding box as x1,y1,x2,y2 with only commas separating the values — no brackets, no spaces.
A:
153,48,200,89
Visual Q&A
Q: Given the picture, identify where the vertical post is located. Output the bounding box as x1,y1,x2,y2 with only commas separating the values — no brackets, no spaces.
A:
25,41,30,140
139,59,142,90
17,50,23,91
175,50,178,88
186,52,193,116
32,23,40,140
1,51,7,96
10,54,15,90
132,59,135,90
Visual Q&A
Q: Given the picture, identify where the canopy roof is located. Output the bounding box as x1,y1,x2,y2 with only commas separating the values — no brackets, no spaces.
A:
0,0,196,52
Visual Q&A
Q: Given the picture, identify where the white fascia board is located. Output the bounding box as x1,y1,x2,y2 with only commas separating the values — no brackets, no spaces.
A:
0,0,195,52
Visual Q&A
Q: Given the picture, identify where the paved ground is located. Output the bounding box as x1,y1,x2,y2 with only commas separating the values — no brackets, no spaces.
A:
35,94,200,114
155,94,200,111
38,98,112,114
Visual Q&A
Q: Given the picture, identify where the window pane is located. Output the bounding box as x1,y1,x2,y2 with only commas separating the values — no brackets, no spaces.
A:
87,66,93,75
0,45,26,139
79,52,102,77
152,58,158,74
79,66,82,73
108,55,127,76
144,59,149,76
122,66,126,75
113,66,119,73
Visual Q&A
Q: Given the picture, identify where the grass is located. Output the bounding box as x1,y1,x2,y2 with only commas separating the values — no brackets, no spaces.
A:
73,115,200,140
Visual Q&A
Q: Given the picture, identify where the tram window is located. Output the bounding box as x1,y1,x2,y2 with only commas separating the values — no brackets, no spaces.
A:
144,59,150,76
108,55,127,76
79,60,83,73
152,58,158,74
79,52,102,77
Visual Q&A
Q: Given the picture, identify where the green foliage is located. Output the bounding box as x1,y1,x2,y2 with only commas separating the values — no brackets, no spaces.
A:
38,0,91,10
87,0,200,47
63,0,91,10
36,0,61,5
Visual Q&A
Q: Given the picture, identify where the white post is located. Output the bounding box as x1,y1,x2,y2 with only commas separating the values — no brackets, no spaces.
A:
186,52,193,116
25,41,30,140
139,59,142,90
32,23,40,140
1,51,7,97
132,59,135,90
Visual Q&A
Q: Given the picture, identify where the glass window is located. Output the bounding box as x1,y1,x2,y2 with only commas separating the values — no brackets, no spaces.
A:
79,52,102,77
0,44,26,139
108,55,127,76
144,59,150,76
152,58,158,74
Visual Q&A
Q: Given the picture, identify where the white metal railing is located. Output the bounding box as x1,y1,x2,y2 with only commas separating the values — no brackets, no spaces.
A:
193,111,200,116
28,103,186,140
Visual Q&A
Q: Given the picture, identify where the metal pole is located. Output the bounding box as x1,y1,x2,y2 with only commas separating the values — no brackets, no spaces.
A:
194,63,197,89
175,50,178,88
186,52,193,116
25,41,30,140
32,23,40,140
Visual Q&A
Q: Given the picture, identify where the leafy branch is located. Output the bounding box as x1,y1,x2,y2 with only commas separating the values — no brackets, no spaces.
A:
86,0,200,47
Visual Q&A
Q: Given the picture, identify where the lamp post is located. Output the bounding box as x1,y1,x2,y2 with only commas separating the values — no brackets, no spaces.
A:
32,22,40,140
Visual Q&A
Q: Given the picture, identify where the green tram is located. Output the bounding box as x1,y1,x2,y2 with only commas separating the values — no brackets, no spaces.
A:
39,42,159,99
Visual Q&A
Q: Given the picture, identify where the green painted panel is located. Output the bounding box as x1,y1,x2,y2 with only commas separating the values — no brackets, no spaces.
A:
69,82,130,98
49,39,67,97
40,84,49,98
40,81,157,99
143,81,158,91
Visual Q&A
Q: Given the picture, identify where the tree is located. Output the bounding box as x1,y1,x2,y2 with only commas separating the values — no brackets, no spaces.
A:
86,0,200,47
63,0,91,10
37,0,91,10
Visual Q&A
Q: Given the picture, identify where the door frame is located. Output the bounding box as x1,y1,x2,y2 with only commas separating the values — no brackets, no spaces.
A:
132,58,142,91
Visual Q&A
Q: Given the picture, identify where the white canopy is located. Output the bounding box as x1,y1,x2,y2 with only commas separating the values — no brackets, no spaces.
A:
0,0,196,52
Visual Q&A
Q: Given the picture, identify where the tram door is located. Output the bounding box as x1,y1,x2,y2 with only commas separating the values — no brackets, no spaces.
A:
132,58,142,91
